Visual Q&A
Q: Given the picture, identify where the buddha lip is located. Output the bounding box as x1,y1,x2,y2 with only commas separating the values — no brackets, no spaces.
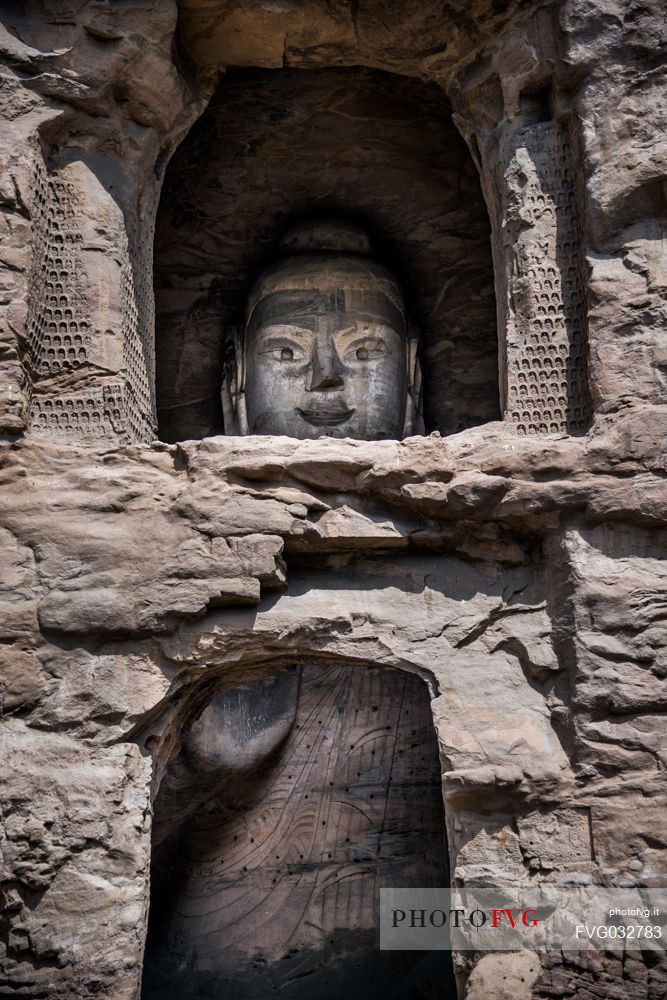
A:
296,406,356,426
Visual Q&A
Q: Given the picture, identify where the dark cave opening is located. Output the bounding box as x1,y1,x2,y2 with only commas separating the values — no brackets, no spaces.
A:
141,665,456,1000
154,65,498,442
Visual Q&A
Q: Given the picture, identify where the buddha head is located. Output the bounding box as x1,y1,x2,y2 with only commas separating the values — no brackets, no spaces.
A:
222,220,422,440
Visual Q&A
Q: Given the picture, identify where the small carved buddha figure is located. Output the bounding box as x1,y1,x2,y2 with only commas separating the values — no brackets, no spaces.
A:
222,220,422,439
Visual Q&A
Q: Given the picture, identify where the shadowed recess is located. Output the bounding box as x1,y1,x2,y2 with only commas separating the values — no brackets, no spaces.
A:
142,665,455,999
154,66,498,441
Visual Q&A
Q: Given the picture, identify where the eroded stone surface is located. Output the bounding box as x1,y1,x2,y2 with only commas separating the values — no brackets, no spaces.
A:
1,1,666,998
1,406,665,996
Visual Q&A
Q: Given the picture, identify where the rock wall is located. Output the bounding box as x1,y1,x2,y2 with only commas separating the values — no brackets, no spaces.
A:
2,411,666,997
0,1,666,999
1,0,664,444
0,0,204,443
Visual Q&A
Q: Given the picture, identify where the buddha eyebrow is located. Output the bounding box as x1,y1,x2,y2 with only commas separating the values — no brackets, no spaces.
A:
257,332,312,351
335,320,397,334
341,332,390,344
250,320,317,344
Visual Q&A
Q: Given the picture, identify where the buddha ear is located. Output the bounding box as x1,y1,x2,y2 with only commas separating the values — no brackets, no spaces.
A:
221,324,249,435
402,324,424,438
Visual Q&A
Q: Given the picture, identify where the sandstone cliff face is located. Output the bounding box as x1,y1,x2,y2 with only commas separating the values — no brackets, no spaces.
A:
0,2,666,999
2,411,666,998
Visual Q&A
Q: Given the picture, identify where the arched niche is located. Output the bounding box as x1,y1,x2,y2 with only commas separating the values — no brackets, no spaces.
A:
154,66,498,441
141,663,456,999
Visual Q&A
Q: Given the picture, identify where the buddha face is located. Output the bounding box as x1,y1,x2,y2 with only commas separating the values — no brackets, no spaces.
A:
243,259,409,439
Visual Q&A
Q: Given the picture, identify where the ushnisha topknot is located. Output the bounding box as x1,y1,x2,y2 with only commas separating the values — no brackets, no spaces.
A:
246,219,405,326
279,219,372,255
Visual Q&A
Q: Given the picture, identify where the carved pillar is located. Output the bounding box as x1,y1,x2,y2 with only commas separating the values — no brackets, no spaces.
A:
499,115,591,435
0,2,209,448
456,91,592,436
24,151,157,444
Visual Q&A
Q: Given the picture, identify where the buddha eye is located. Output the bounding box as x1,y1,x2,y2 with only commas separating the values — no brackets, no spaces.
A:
259,337,305,361
346,340,388,362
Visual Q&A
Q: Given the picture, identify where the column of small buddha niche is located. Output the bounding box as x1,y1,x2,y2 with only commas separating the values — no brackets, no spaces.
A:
221,219,422,441
26,158,155,444
498,117,590,436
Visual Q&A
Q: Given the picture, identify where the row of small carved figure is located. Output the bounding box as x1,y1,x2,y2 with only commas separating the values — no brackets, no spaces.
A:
514,420,587,435
34,410,116,429
27,319,91,346
533,289,583,306
33,177,77,204
515,372,583,388
516,363,584,378
523,330,575,345
520,348,584,363
514,401,587,418
39,354,86,371
31,389,128,435
33,394,121,412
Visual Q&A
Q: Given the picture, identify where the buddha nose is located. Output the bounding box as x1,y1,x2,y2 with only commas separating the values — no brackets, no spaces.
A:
308,342,344,392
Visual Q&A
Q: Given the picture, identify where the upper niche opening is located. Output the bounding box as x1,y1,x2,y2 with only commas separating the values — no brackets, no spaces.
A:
154,66,499,442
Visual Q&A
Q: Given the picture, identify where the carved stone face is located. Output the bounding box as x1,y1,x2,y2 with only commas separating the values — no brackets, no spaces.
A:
243,255,409,440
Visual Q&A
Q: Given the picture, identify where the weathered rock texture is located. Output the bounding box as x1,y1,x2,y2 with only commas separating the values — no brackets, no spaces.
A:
1,1,665,444
2,408,666,997
0,1,666,999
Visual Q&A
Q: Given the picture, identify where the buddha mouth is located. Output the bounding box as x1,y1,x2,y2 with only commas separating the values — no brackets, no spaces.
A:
296,405,356,426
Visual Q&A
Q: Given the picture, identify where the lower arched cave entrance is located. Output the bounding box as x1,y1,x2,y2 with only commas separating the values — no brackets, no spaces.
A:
142,664,455,999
